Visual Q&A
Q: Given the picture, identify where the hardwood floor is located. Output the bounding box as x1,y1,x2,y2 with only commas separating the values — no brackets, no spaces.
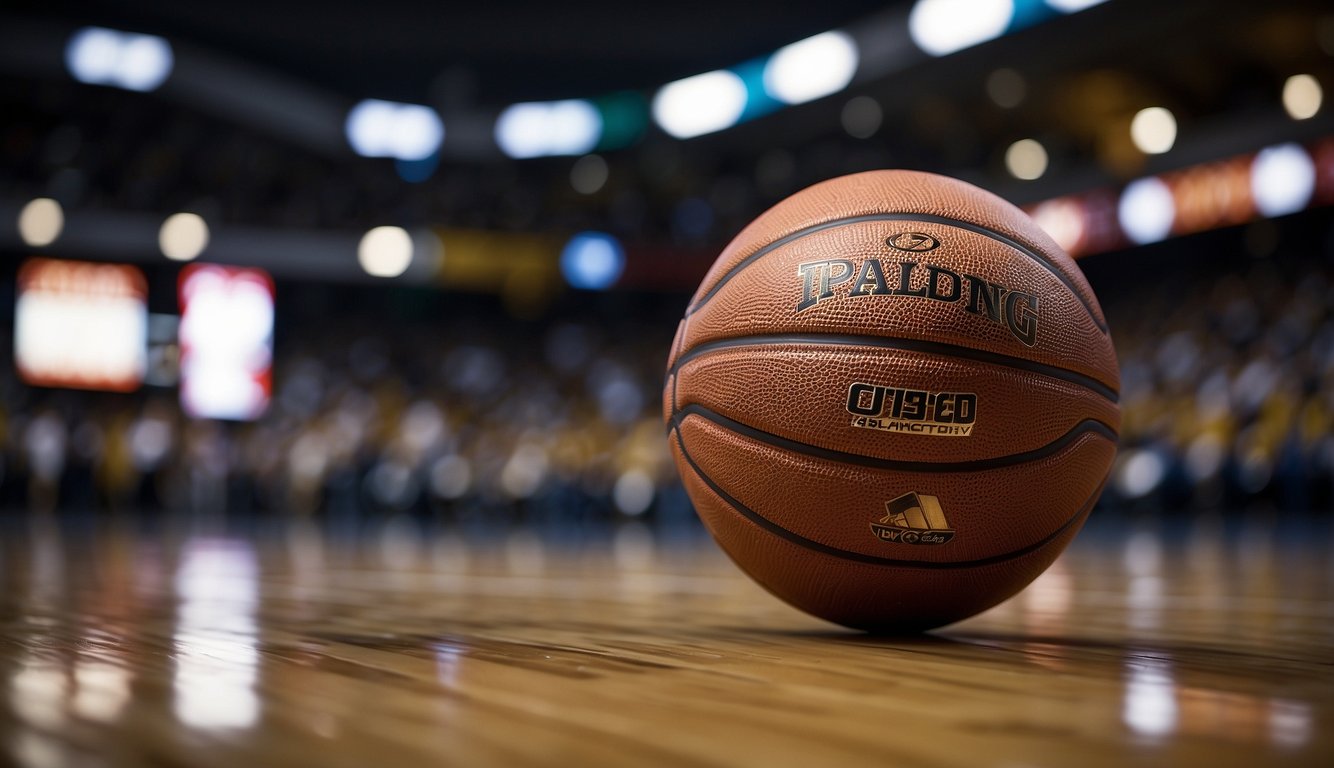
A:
0,513,1330,767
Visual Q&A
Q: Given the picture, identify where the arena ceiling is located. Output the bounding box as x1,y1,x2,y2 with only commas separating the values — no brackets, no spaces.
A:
10,0,894,103
2,0,1332,215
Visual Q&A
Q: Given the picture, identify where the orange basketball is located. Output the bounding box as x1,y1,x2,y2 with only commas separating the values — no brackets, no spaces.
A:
664,170,1120,632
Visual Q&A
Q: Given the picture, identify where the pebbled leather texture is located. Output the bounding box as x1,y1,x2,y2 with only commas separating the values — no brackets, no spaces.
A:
665,169,1121,631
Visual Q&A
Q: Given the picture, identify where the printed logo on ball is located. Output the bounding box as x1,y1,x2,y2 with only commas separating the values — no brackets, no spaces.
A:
846,382,976,437
793,247,1040,346
871,492,955,545
886,232,940,252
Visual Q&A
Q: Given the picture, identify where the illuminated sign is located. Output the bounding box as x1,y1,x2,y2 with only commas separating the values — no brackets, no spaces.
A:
14,258,147,392
178,264,274,420
1027,139,1328,258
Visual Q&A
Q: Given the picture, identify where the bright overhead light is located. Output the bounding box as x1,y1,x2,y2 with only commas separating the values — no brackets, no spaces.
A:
358,226,414,278
652,70,748,139
1045,0,1110,12
1251,143,1316,218
1005,139,1048,180
17,198,65,247
160,213,209,261
1282,74,1322,121
909,0,1015,57
763,31,859,105
1118,177,1175,245
66,27,173,92
495,100,602,158
346,99,444,161
1130,107,1176,155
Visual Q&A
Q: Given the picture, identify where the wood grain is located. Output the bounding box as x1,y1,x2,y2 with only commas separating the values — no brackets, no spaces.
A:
0,514,1330,767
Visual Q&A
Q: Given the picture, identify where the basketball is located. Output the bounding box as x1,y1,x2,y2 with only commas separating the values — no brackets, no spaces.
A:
664,169,1121,631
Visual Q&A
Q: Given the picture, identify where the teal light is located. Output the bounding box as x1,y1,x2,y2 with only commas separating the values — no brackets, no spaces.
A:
593,91,649,151
1009,0,1060,31
733,57,783,123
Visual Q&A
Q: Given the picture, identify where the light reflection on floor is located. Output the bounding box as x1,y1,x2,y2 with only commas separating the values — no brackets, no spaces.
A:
172,539,260,730
0,511,1329,767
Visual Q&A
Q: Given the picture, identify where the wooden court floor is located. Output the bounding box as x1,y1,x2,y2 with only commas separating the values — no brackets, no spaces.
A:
0,513,1330,767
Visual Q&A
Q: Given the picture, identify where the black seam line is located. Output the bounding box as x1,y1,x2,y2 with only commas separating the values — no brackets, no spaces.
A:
668,333,1119,403
685,212,1109,333
671,423,1106,570
674,404,1118,473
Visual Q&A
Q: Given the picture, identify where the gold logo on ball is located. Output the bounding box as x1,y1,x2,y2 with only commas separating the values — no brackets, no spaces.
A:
870,492,955,545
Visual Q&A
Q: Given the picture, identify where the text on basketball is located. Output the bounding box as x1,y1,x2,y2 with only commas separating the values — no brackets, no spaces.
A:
794,255,1040,346
846,382,976,437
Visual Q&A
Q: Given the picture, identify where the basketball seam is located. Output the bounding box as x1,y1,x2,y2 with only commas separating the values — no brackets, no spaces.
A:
684,212,1109,333
668,333,1119,403
671,424,1104,569
673,404,1118,472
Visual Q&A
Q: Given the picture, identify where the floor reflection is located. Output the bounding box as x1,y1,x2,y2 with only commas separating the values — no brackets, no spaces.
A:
71,656,131,725
0,511,1327,766
1124,661,1319,750
1123,658,1178,739
172,538,260,730
11,651,67,731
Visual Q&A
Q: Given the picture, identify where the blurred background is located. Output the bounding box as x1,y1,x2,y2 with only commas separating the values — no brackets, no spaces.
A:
1,0,1332,541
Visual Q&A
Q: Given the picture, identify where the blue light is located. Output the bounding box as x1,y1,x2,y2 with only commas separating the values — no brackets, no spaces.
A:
395,152,439,183
560,232,625,290
1009,0,1059,30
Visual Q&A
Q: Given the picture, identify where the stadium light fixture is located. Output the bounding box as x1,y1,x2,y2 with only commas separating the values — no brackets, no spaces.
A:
18,199,64,248
763,31,859,105
345,100,444,161
1130,107,1176,155
560,232,625,290
1251,143,1316,218
651,70,748,139
358,226,414,278
1282,74,1322,121
1044,0,1110,12
1117,177,1175,245
908,0,1015,57
160,213,209,261
66,27,173,92
495,100,602,159
1005,139,1048,180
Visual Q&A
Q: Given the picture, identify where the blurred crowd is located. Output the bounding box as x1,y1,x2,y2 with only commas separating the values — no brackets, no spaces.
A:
1,247,1332,524
1106,254,1334,513
0,309,695,536
4,82,1333,522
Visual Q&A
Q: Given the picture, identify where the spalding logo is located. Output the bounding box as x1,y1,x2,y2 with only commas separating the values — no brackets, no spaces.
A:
886,232,939,252
794,257,1040,346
